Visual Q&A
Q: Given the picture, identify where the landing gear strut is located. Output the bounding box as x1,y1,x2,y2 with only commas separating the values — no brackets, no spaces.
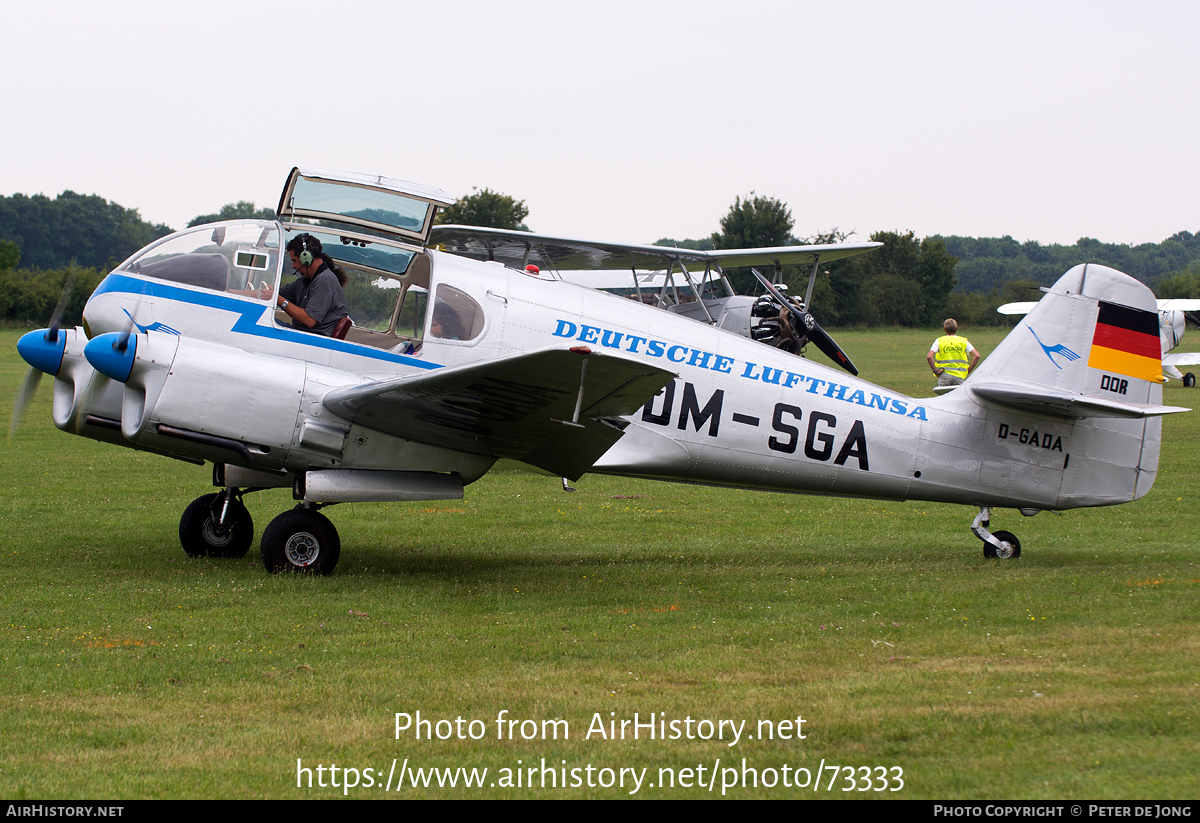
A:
972,507,1021,559
179,489,254,558
260,505,341,575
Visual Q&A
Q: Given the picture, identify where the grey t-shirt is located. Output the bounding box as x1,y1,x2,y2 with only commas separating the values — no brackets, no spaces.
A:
279,264,348,335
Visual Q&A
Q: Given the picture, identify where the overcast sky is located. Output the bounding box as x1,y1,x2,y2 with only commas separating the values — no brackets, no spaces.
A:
5,0,1197,248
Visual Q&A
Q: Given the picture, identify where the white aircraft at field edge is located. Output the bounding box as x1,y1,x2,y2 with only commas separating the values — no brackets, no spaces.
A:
13,167,1190,573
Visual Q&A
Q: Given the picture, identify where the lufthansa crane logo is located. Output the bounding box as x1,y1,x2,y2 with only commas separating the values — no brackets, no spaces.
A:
122,308,181,336
1028,327,1080,369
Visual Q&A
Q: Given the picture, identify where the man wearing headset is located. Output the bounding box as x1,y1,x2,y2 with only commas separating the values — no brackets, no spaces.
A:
272,233,349,336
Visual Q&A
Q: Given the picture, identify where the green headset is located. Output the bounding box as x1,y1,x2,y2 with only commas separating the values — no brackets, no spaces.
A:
297,234,314,266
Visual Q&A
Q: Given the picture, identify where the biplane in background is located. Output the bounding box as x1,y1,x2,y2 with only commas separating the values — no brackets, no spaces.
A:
428,223,878,375
999,297,1200,386
13,167,1189,574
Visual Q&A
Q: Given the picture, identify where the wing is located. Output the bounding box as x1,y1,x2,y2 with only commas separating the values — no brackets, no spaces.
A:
1163,351,1200,367
704,244,883,269
996,301,1039,316
1157,299,1200,312
429,225,880,273
323,347,675,480
1000,298,1200,316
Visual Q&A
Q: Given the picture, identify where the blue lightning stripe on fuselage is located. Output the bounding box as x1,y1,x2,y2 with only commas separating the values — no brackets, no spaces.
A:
92,274,441,370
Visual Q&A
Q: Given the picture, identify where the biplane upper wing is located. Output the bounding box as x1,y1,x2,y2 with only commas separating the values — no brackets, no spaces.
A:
322,347,675,480
702,243,884,269
429,225,880,273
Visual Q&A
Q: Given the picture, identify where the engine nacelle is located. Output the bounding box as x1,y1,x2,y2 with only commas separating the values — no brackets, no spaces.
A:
34,325,494,486
83,331,308,470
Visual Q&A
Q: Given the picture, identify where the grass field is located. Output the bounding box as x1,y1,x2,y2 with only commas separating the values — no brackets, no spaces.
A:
1,326,1197,799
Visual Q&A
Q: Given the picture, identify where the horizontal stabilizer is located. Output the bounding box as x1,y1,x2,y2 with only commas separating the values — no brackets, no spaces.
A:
322,347,675,480
999,297,1200,316
970,378,1189,419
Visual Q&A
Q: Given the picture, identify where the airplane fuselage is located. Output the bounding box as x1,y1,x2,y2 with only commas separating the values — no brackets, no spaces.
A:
74,247,1147,514
17,168,1174,573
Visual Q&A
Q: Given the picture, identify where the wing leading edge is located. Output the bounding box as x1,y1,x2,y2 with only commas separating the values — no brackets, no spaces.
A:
323,348,676,480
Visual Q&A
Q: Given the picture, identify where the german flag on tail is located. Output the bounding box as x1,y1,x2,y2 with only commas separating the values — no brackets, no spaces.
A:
1087,301,1162,382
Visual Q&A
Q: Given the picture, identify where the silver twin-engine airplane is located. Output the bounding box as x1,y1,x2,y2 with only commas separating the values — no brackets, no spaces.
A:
13,168,1190,574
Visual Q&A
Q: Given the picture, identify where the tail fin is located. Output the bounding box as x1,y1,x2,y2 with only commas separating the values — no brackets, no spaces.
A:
966,263,1187,506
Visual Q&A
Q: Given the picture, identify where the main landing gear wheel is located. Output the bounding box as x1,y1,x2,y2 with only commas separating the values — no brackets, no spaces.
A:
1184,372,1196,388
261,507,341,575
983,530,1021,559
179,492,253,558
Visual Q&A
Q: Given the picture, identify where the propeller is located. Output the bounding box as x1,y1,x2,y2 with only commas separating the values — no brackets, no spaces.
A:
9,274,74,438
9,367,44,439
749,268,858,377
114,306,137,352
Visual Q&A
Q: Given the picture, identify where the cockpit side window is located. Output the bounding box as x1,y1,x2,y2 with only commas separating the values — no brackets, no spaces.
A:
429,284,484,341
338,265,403,332
396,286,428,339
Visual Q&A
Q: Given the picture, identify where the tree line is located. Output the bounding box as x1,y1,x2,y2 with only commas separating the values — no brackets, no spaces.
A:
3,186,1198,329
659,194,1200,327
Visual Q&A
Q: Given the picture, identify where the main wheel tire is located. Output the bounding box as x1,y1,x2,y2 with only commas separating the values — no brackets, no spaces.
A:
1184,372,1195,388
179,493,253,558
982,529,1021,559
260,508,341,575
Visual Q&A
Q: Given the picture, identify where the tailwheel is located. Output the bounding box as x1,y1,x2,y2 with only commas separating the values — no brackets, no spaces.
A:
179,491,254,558
261,507,341,575
982,530,1021,559
972,506,1021,560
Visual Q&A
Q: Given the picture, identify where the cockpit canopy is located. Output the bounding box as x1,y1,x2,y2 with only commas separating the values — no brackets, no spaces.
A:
276,167,455,247
118,220,281,294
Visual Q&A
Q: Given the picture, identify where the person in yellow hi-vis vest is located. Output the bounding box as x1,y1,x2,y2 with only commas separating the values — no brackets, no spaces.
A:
927,318,980,386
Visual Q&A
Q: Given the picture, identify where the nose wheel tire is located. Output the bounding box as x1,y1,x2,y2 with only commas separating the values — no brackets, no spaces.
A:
983,530,1021,559
179,493,253,558
261,508,341,575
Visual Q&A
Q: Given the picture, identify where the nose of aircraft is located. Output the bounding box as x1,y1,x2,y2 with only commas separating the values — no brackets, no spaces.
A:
83,332,138,382
17,329,67,376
